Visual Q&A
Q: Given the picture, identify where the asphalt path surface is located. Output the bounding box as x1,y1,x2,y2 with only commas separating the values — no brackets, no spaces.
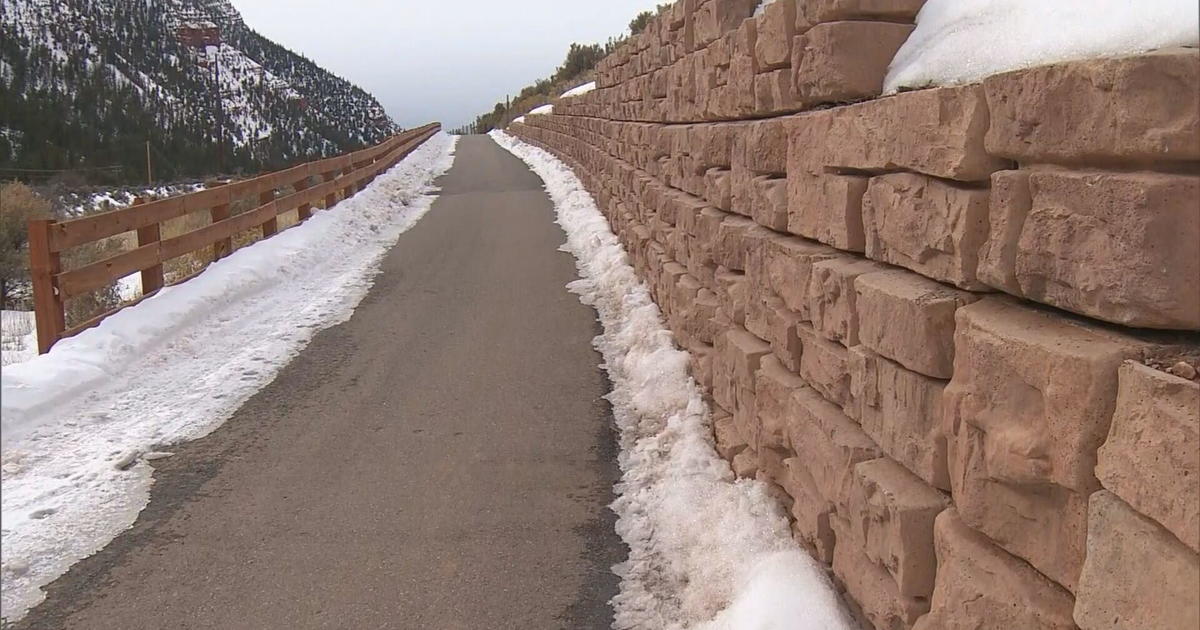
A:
13,135,625,630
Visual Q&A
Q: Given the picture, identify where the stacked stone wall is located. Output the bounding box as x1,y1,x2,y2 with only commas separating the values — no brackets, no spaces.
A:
508,1,1200,627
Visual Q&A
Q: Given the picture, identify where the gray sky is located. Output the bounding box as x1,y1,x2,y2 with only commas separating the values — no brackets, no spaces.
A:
229,1,664,130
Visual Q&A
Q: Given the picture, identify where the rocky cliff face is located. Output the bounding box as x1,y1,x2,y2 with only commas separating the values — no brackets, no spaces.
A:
0,0,396,182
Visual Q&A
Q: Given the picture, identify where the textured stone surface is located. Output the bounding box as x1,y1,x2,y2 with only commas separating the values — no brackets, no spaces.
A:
984,49,1200,164
753,0,796,71
862,173,992,290
1010,169,1199,329
784,455,837,564
713,326,773,415
1096,361,1200,553
850,346,950,491
807,257,890,347
754,354,806,452
831,515,929,630
791,21,913,105
795,323,852,411
789,83,1009,182
786,171,869,252
843,458,949,599
796,0,925,29
944,297,1148,592
761,234,840,317
788,383,880,510
855,269,980,379
1074,491,1200,630
913,509,1077,630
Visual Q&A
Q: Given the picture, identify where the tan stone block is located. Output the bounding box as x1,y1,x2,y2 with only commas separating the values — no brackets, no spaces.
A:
762,234,840,317
792,21,913,105
1097,361,1200,552
944,297,1150,591
713,326,773,413
703,168,733,211
984,49,1200,164
788,384,881,509
750,175,789,231
862,172,991,290
744,117,789,175
732,446,759,478
789,83,1008,182
1014,169,1200,330
831,515,929,629
713,214,759,271
786,170,869,252
784,456,837,565
797,0,924,29
807,256,890,347
843,458,949,598
913,508,1077,630
850,347,951,491
688,339,716,394
1074,491,1200,630
855,269,980,379
753,0,796,71
754,354,806,452
714,267,748,326
753,68,800,116
795,323,852,410
977,169,1031,294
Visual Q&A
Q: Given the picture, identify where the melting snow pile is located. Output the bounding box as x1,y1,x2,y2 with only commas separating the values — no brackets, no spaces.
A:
884,0,1200,93
512,116,526,124
529,103,554,115
491,130,855,630
560,81,597,98
0,133,458,622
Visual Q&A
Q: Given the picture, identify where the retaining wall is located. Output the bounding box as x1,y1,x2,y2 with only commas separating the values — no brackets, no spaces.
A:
508,1,1200,628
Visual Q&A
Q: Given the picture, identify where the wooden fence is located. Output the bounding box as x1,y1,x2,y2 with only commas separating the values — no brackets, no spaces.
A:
27,122,441,354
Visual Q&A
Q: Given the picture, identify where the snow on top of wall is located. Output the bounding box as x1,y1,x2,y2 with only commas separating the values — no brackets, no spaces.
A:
529,103,554,115
560,81,596,98
884,0,1200,94
753,0,777,17
511,116,526,124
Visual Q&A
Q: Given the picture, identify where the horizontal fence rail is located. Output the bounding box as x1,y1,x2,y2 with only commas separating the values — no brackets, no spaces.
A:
27,123,442,354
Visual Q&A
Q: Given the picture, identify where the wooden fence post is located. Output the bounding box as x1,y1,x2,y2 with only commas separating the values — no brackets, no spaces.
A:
295,177,312,221
27,218,64,354
211,203,232,259
323,171,337,209
259,189,277,237
133,198,165,294
341,168,355,200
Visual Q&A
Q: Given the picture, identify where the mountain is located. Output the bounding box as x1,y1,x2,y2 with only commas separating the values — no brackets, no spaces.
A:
0,0,397,184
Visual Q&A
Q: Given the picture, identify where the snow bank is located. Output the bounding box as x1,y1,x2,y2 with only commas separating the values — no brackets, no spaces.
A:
490,130,855,630
529,103,554,115
512,116,526,124
884,0,1200,93
0,133,457,622
560,81,596,98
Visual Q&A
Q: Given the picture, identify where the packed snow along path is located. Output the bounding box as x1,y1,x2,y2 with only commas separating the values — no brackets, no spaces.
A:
0,133,457,622
5,135,625,630
492,130,856,630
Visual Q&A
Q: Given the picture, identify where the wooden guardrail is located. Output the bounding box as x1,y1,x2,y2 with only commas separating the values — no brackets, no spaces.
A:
27,122,442,354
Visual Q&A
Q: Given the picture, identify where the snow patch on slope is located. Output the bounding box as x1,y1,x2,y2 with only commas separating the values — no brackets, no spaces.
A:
529,103,554,115
490,130,855,630
0,133,457,622
884,0,1200,93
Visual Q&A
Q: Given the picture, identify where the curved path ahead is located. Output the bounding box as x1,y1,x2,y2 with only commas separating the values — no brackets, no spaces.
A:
14,136,625,630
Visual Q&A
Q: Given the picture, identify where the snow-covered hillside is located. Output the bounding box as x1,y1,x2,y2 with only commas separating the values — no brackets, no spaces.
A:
0,0,397,181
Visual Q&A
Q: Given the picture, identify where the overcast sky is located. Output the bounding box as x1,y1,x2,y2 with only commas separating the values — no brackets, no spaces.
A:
229,1,664,130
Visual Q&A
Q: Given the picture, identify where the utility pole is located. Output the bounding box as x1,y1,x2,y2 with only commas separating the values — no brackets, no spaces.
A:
145,140,152,185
